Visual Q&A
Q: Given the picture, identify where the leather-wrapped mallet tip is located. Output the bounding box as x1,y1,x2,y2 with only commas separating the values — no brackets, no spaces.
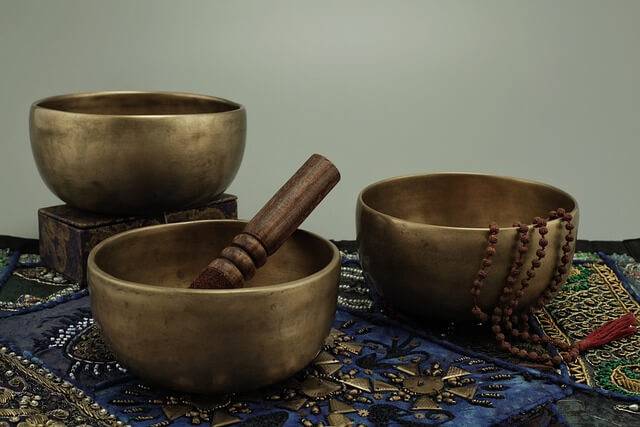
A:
190,267,233,290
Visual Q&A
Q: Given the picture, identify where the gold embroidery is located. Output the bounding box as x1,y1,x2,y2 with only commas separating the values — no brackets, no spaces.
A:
537,261,640,392
611,365,640,394
0,347,121,426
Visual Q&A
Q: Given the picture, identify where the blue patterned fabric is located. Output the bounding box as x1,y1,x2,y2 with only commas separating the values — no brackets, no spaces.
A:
0,248,81,317
7,242,640,425
0,249,19,288
603,252,640,302
0,292,568,426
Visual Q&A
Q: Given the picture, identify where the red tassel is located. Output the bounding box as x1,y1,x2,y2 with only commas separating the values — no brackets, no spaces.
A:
576,312,637,352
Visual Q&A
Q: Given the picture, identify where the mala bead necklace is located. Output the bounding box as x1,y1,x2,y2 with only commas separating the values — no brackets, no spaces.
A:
470,223,499,322
471,208,638,367
502,212,575,364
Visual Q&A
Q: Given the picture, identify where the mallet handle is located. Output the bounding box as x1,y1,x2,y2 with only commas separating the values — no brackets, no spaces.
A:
190,154,340,289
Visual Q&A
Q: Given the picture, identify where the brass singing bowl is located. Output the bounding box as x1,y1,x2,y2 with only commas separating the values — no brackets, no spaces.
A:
30,91,246,215
357,173,579,321
88,220,339,393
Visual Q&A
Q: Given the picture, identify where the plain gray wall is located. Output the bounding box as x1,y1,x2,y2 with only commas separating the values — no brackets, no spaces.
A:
1,1,639,240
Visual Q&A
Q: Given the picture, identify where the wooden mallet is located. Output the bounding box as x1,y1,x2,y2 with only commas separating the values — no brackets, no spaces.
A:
190,154,340,289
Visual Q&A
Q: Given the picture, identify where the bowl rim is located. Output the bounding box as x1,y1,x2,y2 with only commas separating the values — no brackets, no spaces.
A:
358,172,579,232
30,91,245,118
87,219,340,295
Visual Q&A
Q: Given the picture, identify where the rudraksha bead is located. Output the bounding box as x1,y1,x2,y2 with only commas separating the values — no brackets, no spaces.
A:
470,223,501,322
471,207,577,367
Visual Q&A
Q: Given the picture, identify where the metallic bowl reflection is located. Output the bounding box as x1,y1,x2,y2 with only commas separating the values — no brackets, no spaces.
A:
88,220,339,393
356,173,579,321
30,91,246,214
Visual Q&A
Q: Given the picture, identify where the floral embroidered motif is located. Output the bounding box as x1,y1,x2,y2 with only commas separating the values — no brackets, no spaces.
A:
0,347,123,426
536,256,640,394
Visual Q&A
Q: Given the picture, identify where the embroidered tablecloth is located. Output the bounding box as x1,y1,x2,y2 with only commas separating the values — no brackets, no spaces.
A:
0,236,639,426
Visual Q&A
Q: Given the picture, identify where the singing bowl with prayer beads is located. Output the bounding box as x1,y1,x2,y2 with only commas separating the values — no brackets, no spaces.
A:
356,173,579,321
30,91,245,215
88,220,339,393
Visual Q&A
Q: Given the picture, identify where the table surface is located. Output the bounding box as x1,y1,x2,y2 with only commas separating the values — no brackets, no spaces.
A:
1,234,639,426
337,237,640,426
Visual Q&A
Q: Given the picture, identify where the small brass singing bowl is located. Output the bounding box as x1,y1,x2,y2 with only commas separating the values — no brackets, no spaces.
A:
88,220,339,394
30,91,246,215
357,173,579,322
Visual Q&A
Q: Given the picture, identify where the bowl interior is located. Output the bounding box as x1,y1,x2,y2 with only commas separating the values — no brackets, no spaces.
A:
92,220,334,289
36,92,241,115
361,174,576,228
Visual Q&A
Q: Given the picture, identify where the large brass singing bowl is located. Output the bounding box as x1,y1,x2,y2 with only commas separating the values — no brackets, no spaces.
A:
30,91,246,215
88,220,339,393
357,173,579,321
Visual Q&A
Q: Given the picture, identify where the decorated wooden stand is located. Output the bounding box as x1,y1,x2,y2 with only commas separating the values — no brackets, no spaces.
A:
38,194,238,286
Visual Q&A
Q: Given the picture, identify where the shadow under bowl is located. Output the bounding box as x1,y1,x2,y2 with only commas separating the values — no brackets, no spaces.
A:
88,220,339,394
356,173,579,321
30,91,246,215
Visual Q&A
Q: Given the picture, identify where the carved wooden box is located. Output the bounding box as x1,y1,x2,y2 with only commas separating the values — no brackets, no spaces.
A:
38,194,237,286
